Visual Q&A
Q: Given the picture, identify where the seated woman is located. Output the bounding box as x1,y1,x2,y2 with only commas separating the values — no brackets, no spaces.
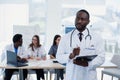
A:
48,34,64,80
27,35,46,80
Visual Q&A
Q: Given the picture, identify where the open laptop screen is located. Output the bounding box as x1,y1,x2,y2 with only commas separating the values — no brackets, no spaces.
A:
7,50,17,66
7,50,28,67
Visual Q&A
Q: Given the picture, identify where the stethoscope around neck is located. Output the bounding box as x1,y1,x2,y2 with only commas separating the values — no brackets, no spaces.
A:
70,28,92,47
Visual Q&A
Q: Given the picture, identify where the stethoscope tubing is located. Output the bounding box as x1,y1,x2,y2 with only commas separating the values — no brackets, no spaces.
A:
70,28,92,47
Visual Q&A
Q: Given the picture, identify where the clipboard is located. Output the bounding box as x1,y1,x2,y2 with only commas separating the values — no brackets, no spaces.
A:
75,55,97,61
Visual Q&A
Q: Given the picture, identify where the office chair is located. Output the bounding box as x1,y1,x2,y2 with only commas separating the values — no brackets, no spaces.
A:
49,69,55,80
49,69,65,80
11,71,19,80
27,69,48,80
101,54,120,80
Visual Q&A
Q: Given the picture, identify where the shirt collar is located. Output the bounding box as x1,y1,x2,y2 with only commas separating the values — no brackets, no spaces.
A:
75,28,88,37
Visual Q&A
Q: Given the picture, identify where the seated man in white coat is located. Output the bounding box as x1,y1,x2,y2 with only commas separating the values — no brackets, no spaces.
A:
56,9,105,80
3,34,28,80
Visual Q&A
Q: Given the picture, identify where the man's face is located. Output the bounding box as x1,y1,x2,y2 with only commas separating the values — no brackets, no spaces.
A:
75,11,90,32
18,38,23,46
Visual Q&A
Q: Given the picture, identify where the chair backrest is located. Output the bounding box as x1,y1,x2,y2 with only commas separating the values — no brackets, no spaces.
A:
111,54,120,68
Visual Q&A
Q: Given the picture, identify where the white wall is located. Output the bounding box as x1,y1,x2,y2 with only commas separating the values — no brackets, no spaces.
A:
0,4,29,43
45,0,62,53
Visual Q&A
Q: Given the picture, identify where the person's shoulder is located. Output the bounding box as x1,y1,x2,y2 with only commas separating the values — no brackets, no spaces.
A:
39,45,45,49
92,31,101,37
62,30,73,38
5,43,12,48
3,43,13,51
27,46,32,51
52,45,57,48
18,46,26,50
60,31,74,42
91,30,103,41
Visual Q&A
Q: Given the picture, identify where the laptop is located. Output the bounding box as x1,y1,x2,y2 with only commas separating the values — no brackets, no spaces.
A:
7,50,28,67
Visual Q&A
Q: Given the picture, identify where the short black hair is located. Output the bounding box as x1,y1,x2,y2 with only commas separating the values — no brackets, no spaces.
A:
77,9,90,19
13,34,22,43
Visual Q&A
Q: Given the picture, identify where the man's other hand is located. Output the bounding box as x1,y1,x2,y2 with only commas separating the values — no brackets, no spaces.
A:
73,59,88,67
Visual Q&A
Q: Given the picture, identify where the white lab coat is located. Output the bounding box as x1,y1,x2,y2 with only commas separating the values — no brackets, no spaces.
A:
26,45,46,58
56,28,105,80
1,44,27,65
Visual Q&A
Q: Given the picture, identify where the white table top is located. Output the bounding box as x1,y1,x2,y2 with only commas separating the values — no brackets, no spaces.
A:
99,60,117,68
0,59,117,69
0,59,65,69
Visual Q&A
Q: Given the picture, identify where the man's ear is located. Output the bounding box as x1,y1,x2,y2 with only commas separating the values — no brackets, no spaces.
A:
88,20,90,24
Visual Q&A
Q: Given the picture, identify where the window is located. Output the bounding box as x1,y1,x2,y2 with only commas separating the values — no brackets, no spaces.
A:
61,0,120,59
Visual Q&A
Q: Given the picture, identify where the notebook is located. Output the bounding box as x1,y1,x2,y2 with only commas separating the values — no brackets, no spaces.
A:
7,50,28,67
75,55,97,61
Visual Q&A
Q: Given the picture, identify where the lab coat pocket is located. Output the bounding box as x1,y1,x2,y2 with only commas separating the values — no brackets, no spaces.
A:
83,47,96,55
87,68,97,80
87,67,97,80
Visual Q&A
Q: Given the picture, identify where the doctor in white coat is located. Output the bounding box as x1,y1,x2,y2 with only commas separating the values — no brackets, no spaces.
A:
2,34,28,80
56,9,105,80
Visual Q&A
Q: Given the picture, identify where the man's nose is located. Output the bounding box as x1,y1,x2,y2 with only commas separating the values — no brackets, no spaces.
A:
78,19,82,23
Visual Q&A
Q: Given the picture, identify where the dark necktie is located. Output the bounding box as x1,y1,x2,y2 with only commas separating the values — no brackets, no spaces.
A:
79,32,83,41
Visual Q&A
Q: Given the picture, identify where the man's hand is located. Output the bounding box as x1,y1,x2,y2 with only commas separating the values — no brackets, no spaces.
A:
17,56,21,61
73,47,80,56
17,56,28,62
50,55,55,59
21,58,28,63
73,59,88,67
69,47,80,59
